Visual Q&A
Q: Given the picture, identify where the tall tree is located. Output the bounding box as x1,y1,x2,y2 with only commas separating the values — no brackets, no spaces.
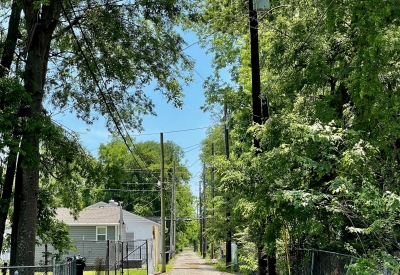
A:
195,0,400,272
95,137,197,249
0,0,195,266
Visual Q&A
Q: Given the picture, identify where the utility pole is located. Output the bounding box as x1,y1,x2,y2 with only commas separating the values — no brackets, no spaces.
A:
199,180,203,255
224,102,232,268
170,161,176,258
248,0,274,274
211,143,215,259
249,0,262,135
160,133,166,273
202,163,207,259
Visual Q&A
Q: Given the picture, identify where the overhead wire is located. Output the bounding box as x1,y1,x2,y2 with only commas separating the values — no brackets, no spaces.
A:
188,159,200,169
58,0,247,196
61,0,160,183
130,126,210,136
184,145,202,153
183,143,202,150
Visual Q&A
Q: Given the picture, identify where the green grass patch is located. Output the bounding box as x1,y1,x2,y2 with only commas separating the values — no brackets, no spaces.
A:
83,268,147,275
211,259,241,274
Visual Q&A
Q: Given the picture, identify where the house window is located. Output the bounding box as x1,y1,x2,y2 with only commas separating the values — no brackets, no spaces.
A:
97,226,107,241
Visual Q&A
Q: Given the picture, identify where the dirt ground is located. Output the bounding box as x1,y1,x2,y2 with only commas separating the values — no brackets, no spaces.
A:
166,251,234,275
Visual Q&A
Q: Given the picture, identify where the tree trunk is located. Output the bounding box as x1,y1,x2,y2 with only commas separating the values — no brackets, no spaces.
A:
258,246,268,275
10,154,23,267
10,0,61,266
0,1,21,78
267,251,277,275
0,0,23,252
257,245,277,275
0,153,18,250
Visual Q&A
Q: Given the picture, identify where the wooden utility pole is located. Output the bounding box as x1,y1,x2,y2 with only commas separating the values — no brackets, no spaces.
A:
249,0,262,132
211,143,215,259
224,102,232,268
202,163,207,259
199,180,203,255
248,0,274,273
170,161,176,258
160,133,166,273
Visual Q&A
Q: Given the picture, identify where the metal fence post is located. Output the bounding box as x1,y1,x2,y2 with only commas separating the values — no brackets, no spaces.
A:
121,242,124,275
45,244,48,266
126,242,129,275
146,240,149,275
310,251,314,275
106,240,110,275
345,258,353,275
2,262,7,275
115,242,117,275
52,257,56,275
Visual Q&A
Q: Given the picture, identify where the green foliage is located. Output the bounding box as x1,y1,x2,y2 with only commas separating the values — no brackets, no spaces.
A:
195,0,400,272
48,0,194,132
0,0,197,264
94,136,197,247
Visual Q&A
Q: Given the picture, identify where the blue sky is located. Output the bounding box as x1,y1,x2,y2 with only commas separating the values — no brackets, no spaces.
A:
52,31,215,196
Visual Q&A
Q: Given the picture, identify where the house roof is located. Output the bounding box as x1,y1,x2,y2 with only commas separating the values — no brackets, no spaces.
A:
56,207,121,225
87,201,160,227
144,216,162,225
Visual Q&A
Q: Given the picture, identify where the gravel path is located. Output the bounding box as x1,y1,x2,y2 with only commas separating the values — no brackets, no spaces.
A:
167,251,233,275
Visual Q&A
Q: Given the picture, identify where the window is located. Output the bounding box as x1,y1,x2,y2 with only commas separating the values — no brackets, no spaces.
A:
97,226,107,241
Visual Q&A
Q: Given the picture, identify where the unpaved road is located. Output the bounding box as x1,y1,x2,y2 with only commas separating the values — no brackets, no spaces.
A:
167,251,233,275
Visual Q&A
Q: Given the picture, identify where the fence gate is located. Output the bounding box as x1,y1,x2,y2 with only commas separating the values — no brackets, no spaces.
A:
108,240,154,275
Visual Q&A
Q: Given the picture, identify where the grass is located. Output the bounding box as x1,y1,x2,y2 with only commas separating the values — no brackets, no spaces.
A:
210,258,247,275
156,257,174,273
83,269,147,275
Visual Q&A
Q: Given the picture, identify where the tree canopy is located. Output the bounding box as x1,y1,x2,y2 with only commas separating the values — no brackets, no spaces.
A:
0,0,196,266
94,136,197,250
195,0,400,273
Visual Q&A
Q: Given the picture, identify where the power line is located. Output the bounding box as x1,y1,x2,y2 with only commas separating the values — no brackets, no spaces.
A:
184,145,202,153
61,0,160,183
141,195,161,209
130,126,210,136
188,159,200,169
183,143,202,150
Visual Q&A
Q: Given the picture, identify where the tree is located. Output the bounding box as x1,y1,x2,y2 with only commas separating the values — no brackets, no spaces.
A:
0,0,195,266
94,137,197,249
195,0,400,272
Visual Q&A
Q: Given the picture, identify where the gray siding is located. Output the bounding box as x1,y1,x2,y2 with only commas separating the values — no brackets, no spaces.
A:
69,226,96,241
35,225,118,264
107,226,116,240
69,225,117,241
35,243,57,265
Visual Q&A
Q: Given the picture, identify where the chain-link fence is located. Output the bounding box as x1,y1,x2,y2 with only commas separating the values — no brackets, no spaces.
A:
288,249,357,275
35,239,156,275
0,258,76,275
